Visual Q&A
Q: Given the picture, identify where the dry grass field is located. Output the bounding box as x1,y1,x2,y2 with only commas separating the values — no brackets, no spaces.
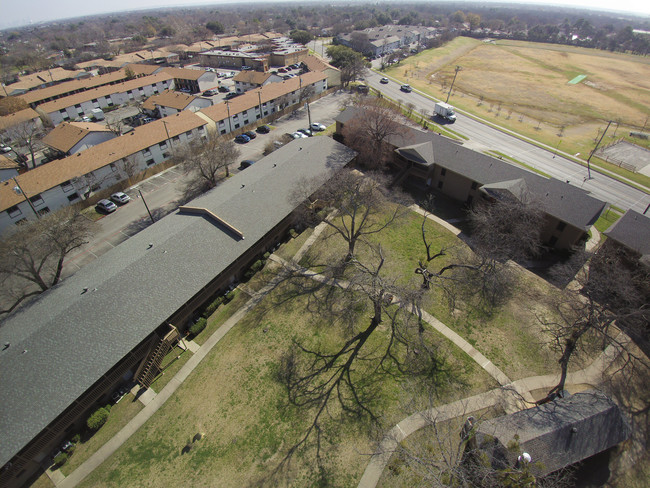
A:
385,37,650,171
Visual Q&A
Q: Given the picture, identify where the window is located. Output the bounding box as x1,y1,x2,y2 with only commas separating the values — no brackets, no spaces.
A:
220,129,226,135
74,104,81,109
8,205,22,218
61,180,74,192
146,159,155,166
37,207,50,216
471,181,478,190
92,99,98,104
234,123,240,129
110,163,117,172
437,181,444,189
159,142,168,150
142,149,152,157
14,218,28,226
29,194,44,207
556,221,566,232
440,168,446,176
172,136,180,143
67,193,80,202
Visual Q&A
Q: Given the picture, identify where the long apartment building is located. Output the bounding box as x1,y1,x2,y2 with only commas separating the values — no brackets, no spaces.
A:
0,71,328,234
39,72,175,126
0,111,207,232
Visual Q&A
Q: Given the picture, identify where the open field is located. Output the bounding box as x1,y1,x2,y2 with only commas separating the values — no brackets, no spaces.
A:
384,37,650,180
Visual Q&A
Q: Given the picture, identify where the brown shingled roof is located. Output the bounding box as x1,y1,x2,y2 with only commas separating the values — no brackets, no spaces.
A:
0,154,19,170
142,90,196,111
199,71,327,124
41,122,111,153
38,72,174,114
10,68,87,92
125,64,160,76
302,54,338,73
0,108,40,131
232,71,273,84
18,70,129,105
2,112,207,211
161,67,205,81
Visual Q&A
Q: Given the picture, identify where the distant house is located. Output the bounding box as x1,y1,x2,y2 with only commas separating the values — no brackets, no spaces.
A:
233,71,283,94
335,107,606,250
476,390,630,477
0,68,90,97
161,67,218,94
0,108,41,134
142,90,213,118
76,49,180,73
41,121,117,157
301,55,341,87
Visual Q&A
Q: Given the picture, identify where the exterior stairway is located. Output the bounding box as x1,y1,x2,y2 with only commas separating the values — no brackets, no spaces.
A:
136,326,179,388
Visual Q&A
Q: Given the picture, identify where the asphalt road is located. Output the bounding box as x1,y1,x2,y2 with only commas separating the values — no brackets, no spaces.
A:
364,69,650,214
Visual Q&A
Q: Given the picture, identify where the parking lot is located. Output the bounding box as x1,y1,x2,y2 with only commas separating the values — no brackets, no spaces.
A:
62,89,351,276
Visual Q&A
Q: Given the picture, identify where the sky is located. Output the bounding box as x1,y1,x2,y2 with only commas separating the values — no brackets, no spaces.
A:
1,0,649,30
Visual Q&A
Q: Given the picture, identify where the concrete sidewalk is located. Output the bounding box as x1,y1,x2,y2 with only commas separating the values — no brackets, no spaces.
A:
357,337,627,488
57,273,286,488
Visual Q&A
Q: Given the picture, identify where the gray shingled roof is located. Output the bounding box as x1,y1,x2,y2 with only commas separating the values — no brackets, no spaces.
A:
605,209,650,259
336,107,605,230
477,390,630,476
0,137,356,467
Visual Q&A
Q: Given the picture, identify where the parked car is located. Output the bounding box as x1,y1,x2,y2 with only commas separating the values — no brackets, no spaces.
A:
380,77,389,84
256,125,271,134
96,199,117,213
0,144,12,153
224,92,239,100
291,132,308,139
218,85,230,93
357,84,369,94
203,89,217,96
310,122,326,131
110,192,130,205
244,130,257,140
298,128,313,137
239,160,255,169
234,134,250,144
241,65,253,71
400,84,413,93
278,67,288,73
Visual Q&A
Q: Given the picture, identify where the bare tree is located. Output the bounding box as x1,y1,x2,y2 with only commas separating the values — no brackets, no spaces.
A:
340,98,408,169
0,208,93,316
180,133,240,197
296,169,408,262
6,120,44,169
539,248,650,402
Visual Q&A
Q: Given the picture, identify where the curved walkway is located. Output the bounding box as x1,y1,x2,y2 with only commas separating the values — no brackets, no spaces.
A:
356,334,629,488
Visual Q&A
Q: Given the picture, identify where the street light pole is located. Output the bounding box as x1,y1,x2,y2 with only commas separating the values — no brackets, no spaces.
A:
553,139,561,159
586,120,612,180
446,65,462,104
162,120,173,152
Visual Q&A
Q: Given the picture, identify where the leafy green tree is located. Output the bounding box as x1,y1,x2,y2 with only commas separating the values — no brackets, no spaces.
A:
206,21,224,35
326,45,369,86
289,29,313,45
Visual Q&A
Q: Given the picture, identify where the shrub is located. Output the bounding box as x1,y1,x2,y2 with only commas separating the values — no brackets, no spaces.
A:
202,296,223,318
263,251,271,260
224,291,236,303
189,317,207,336
71,434,81,443
86,407,110,431
53,453,68,467
289,228,298,239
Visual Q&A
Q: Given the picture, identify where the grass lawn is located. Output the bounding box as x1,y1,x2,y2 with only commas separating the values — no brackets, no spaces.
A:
594,207,623,234
78,274,490,488
150,346,193,393
60,393,143,476
27,471,55,488
383,37,650,189
192,289,249,346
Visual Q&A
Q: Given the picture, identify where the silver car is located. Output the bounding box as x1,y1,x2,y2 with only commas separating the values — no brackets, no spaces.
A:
110,192,131,205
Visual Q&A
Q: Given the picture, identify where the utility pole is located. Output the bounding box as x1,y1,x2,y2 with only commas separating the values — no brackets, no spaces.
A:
138,189,155,224
12,177,40,219
553,139,561,159
446,65,462,104
162,120,173,153
586,120,612,180
257,90,263,120
225,100,232,134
